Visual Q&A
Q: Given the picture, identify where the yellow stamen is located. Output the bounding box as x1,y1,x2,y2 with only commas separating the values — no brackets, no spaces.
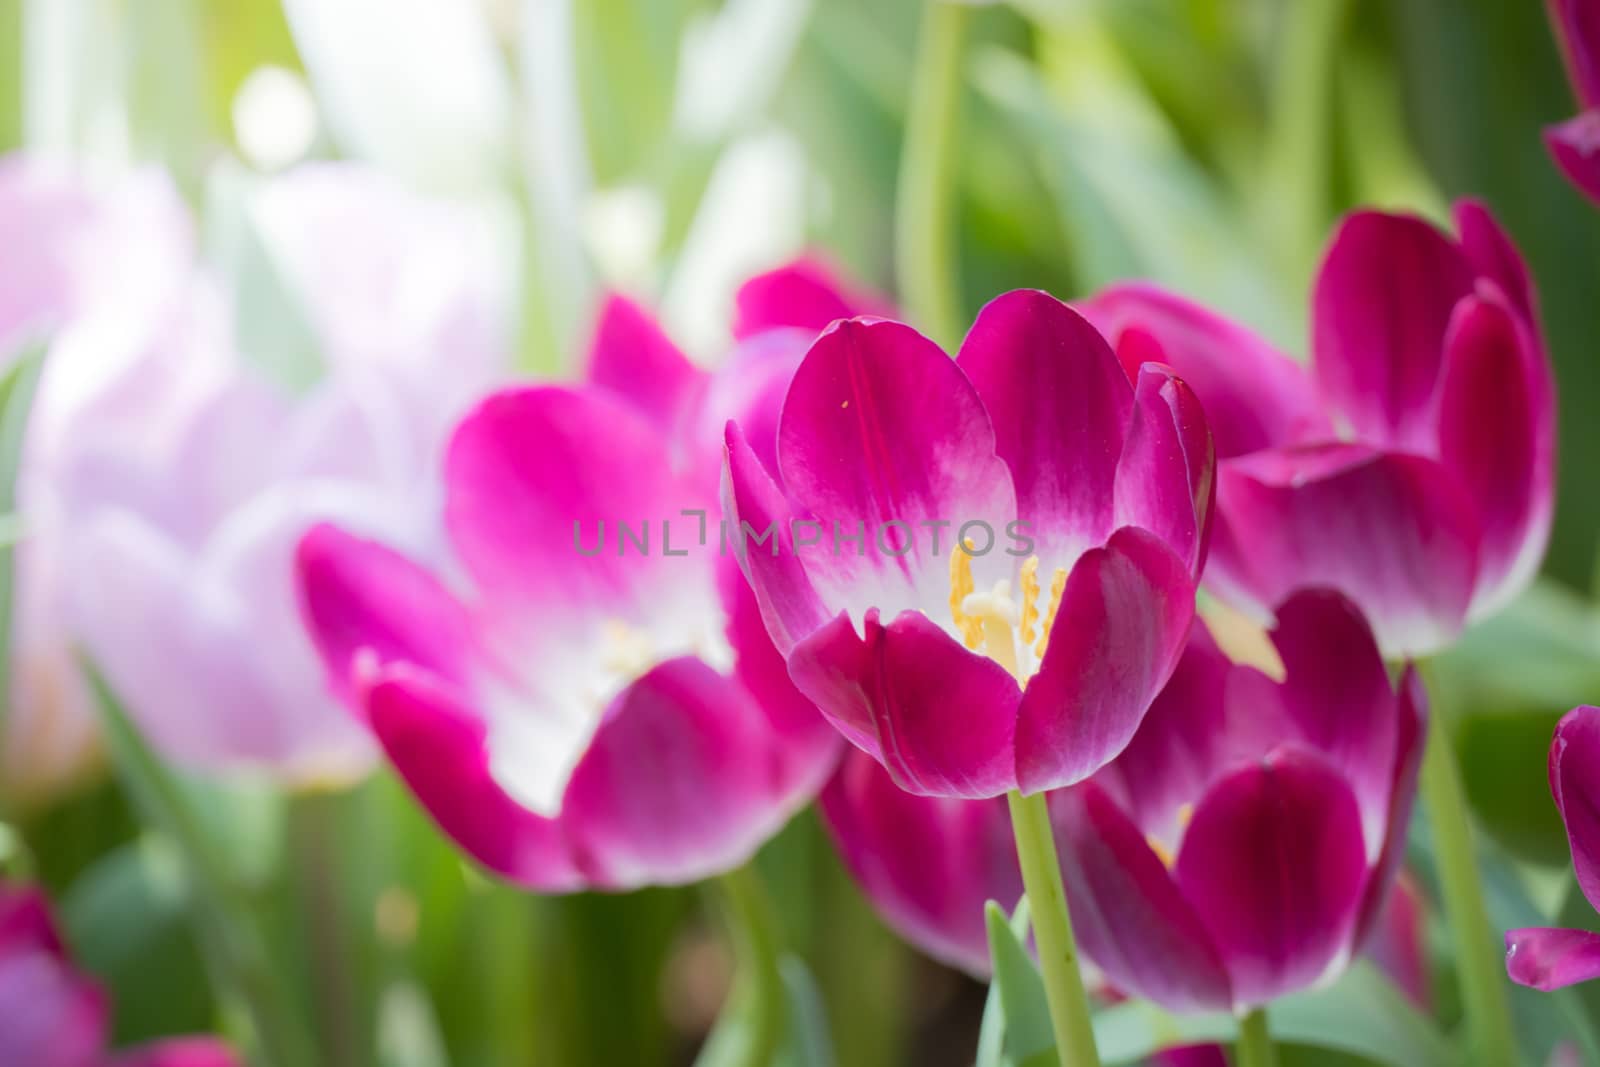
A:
1175,802,1194,831
1034,566,1068,659
1018,555,1040,646
1146,833,1175,870
948,543,983,649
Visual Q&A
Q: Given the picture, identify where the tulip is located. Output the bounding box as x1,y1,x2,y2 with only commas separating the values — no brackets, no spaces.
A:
1082,201,1554,657
1507,706,1600,990
0,881,239,1066
295,271,860,890
25,161,509,784
723,287,1214,798
1544,0,1600,203
1052,589,1425,1013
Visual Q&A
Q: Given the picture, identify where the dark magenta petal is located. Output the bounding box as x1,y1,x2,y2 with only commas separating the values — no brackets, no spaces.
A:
365,665,588,890
1549,0,1600,107
957,289,1129,564
583,293,706,433
1354,665,1428,948
1050,783,1233,1013
0,885,66,959
1453,199,1538,323
1079,282,1330,458
1113,365,1216,574
1437,294,1556,621
110,1039,244,1067
731,257,883,340
1152,1048,1229,1067
1363,874,1431,1009
561,657,816,888
717,555,842,796
1175,748,1370,1009
0,885,108,1067
1506,927,1600,990
720,421,828,656
776,317,1015,621
1551,706,1600,913
1209,444,1481,657
295,523,478,705
695,330,810,478
1547,113,1600,205
787,610,1022,798
819,749,1020,976
445,386,707,622
1016,527,1196,794
1270,590,1398,855
1312,211,1475,450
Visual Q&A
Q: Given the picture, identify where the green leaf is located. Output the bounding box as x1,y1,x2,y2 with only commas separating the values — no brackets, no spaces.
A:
1093,963,1456,1067
979,898,1056,1067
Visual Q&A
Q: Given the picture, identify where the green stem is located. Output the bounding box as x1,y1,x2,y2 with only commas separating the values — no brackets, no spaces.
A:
1419,711,1518,1067
289,790,362,1067
1235,1007,1278,1067
1007,789,1101,1067
701,865,785,1067
895,0,968,351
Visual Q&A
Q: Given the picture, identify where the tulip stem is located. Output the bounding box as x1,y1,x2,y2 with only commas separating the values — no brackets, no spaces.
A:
1418,711,1518,1067
1007,789,1102,1067
895,0,968,350
700,864,785,1067
1235,1007,1277,1067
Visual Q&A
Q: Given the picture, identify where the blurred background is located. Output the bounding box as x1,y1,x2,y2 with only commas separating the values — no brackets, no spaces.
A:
5,0,1600,1064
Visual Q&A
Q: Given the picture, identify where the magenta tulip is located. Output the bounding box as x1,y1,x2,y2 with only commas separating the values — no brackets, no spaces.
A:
722,288,1214,799
1507,706,1600,990
1545,0,1600,202
1082,201,1554,656
296,275,858,890
0,882,239,1067
1052,590,1425,1012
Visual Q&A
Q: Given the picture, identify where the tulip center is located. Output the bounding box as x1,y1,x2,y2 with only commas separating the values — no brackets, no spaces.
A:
948,548,1067,682
1145,802,1194,869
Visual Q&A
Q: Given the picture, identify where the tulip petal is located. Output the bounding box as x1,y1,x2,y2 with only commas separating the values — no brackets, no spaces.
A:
366,664,586,890
1506,927,1600,991
584,293,706,433
820,750,1020,975
1312,211,1475,449
1113,365,1215,574
1363,874,1431,1009
721,421,829,656
445,386,709,623
296,523,478,704
1453,199,1538,323
562,657,803,889
1015,527,1196,794
1175,748,1369,1009
958,290,1129,565
1437,294,1555,621
1546,112,1600,206
731,257,877,341
787,609,1022,798
1353,666,1428,951
1049,783,1233,1012
1269,590,1397,857
1551,706,1600,914
776,317,1017,623
1079,282,1330,457
1550,0,1600,108
1209,444,1480,657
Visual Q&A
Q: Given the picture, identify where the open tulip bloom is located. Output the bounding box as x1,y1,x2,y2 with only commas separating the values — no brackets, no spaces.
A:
1507,706,1600,990
1082,201,1554,658
296,266,861,891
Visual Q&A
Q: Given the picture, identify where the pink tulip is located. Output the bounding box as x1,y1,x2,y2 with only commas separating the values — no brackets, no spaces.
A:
1545,0,1600,202
0,882,239,1067
722,289,1214,799
1054,590,1425,1012
822,593,1429,1014
295,266,863,890
1507,706,1600,990
1082,201,1554,656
